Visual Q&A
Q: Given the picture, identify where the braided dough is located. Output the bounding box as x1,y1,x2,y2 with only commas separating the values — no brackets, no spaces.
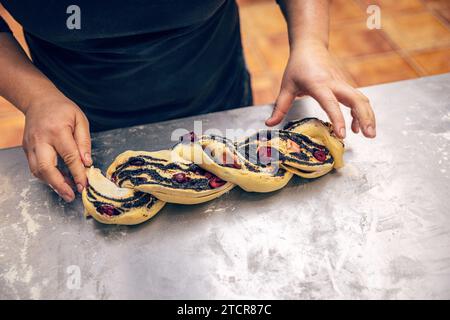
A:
173,134,294,193
82,118,344,225
82,167,165,225
106,149,235,204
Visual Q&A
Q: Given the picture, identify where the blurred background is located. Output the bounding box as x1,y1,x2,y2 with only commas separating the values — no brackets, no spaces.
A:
0,0,449,149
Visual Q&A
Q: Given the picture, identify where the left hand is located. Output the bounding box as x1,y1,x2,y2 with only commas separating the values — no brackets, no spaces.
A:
265,41,376,139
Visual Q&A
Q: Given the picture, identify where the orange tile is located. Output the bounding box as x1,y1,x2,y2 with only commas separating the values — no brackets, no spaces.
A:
357,0,424,12
409,47,450,75
251,74,278,105
0,114,24,149
252,87,277,106
422,0,450,11
0,93,24,150
330,0,366,24
382,11,450,50
423,0,450,24
0,97,22,116
343,53,419,87
330,21,395,59
437,8,450,24
239,2,286,37
242,40,266,78
239,9,259,42
239,4,285,81
255,33,289,73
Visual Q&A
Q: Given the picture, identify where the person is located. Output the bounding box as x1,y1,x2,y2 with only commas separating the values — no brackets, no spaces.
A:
0,0,376,202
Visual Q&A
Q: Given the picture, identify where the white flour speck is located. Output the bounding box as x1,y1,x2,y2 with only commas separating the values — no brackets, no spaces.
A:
433,132,450,141
3,267,18,285
18,187,40,236
30,286,41,300
442,113,450,122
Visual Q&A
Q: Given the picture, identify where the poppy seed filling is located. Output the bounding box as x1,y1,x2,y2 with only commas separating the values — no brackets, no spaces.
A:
111,156,225,191
86,185,156,217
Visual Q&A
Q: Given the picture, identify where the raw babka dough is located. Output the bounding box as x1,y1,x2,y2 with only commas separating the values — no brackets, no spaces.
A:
173,119,344,192
82,117,345,225
173,134,294,193
106,149,234,204
235,129,336,179
283,118,344,169
82,167,165,225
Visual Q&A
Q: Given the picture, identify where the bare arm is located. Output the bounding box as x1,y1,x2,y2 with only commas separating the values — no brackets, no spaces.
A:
278,0,330,50
0,33,92,201
266,0,376,139
0,34,60,112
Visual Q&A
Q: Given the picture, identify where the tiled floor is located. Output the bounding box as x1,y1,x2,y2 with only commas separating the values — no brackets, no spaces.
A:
1,0,449,149
239,0,450,105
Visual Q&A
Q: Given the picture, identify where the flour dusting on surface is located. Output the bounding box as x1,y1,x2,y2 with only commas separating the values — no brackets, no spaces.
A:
18,187,40,236
432,132,450,141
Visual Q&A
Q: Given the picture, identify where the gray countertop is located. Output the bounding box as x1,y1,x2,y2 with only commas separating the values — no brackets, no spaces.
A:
1,74,450,299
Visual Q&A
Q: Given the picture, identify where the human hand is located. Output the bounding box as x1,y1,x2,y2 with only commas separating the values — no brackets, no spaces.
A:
22,95,92,202
266,40,376,139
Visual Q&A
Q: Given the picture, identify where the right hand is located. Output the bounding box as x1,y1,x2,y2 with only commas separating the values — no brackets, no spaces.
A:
22,95,92,202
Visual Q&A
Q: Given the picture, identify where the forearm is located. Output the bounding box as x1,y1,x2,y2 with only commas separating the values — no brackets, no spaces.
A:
0,33,63,114
277,0,330,51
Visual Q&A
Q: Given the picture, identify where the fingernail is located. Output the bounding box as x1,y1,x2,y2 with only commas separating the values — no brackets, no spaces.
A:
366,125,376,137
339,128,346,139
63,194,74,203
77,183,84,193
85,153,92,166
85,153,93,166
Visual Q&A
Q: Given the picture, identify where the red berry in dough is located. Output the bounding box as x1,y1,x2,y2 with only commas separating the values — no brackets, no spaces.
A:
173,172,190,183
258,146,273,163
209,176,226,188
313,150,327,162
97,204,120,216
204,172,213,179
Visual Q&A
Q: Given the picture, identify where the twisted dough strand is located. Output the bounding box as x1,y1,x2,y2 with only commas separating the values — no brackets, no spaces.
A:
82,118,345,225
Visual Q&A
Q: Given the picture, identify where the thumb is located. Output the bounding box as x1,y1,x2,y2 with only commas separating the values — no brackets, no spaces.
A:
265,88,295,127
74,113,92,167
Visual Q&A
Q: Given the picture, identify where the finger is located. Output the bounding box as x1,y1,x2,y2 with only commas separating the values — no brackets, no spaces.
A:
351,110,360,134
265,89,295,127
53,129,87,193
35,143,75,202
334,84,375,137
55,158,77,190
74,113,92,167
25,149,41,179
333,84,376,138
62,171,76,190
308,85,346,139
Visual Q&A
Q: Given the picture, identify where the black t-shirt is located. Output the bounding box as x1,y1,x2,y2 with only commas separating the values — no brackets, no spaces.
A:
0,0,251,131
